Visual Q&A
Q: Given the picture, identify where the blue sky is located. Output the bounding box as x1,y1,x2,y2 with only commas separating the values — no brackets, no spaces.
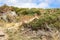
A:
0,0,60,8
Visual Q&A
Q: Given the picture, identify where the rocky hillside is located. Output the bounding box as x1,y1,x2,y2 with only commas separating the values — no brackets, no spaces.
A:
0,5,60,40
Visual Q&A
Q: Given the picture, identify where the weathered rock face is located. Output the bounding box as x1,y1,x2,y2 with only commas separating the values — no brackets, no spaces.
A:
6,11,17,22
0,11,17,22
9,11,17,16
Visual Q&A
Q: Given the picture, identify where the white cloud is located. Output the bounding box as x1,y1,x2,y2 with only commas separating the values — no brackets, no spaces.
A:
9,3,38,8
11,3,49,8
18,0,32,3
0,0,52,8
7,0,17,3
6,0,49,8
38,2,49,8
6,0,18,4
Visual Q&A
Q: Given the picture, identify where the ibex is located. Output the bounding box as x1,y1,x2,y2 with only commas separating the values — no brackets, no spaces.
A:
23,14,39,23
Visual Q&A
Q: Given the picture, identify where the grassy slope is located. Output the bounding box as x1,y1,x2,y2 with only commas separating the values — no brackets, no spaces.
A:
0,5,60,40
